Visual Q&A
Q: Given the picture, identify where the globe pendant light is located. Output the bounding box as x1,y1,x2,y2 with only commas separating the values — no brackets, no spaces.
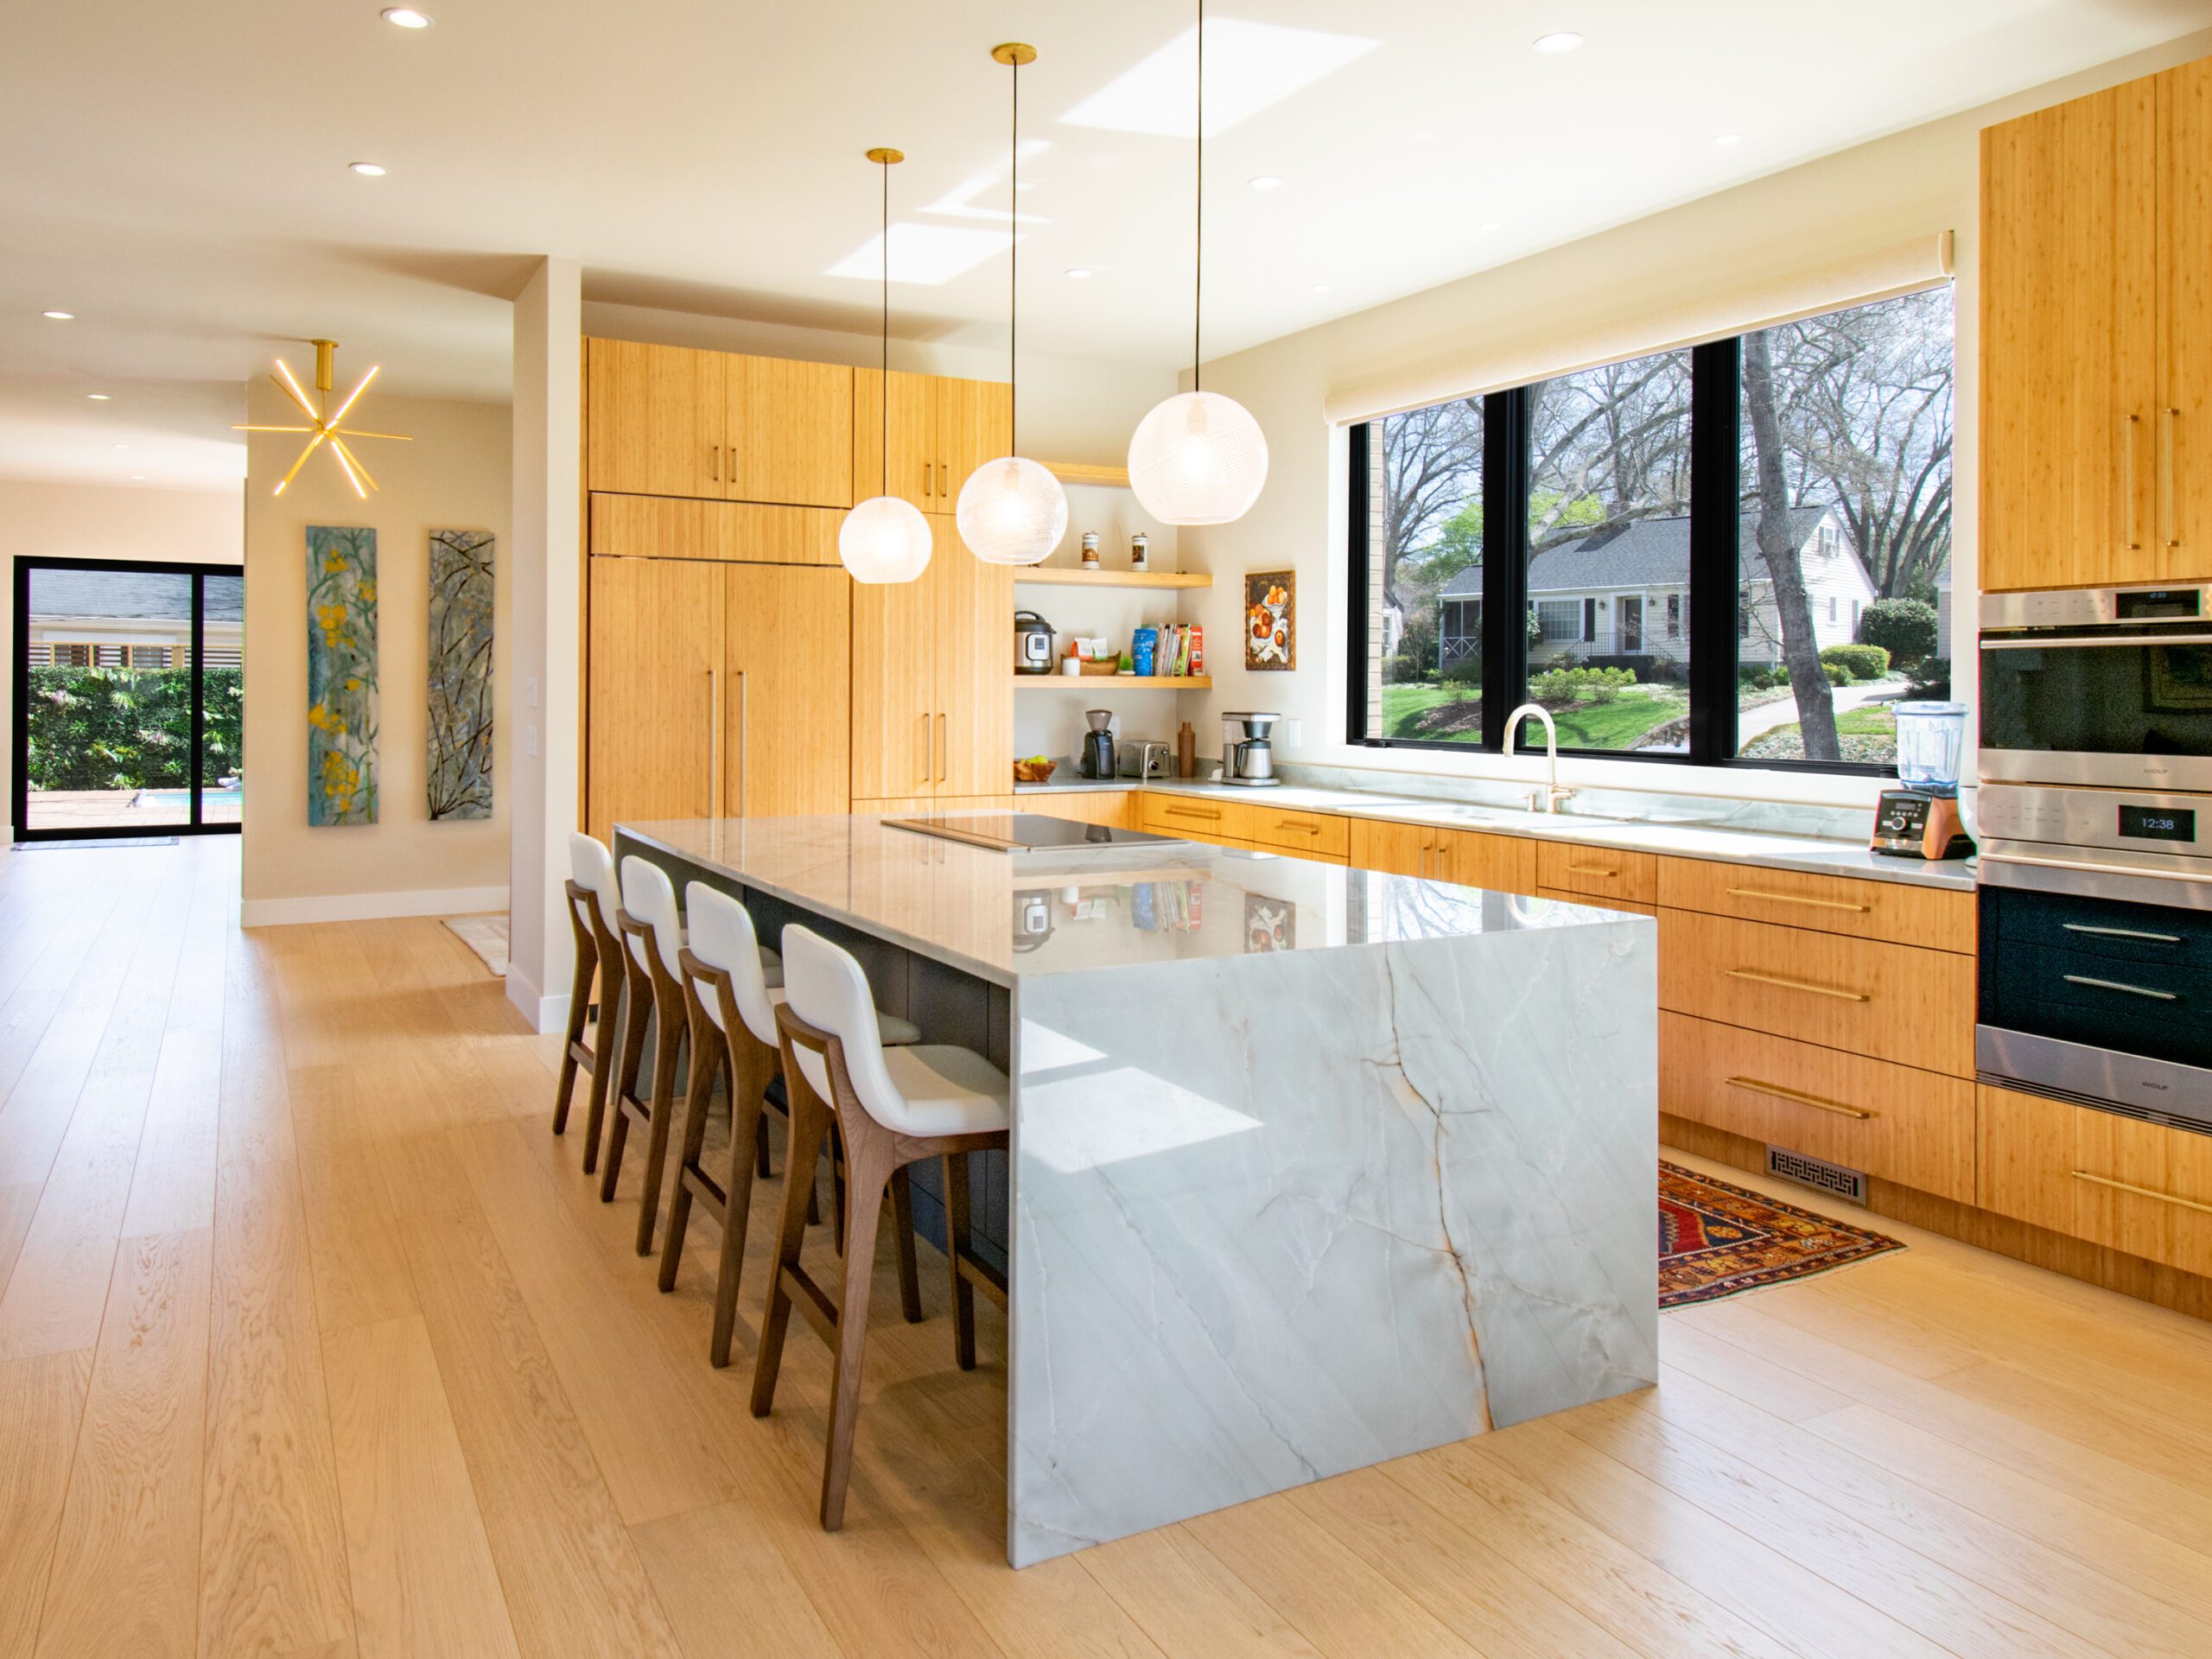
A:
957,42,1069,568
838,147,934,584
1126,0,1269,525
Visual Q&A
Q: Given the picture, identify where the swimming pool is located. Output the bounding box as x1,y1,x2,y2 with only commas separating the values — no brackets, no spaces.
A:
135,787,244,807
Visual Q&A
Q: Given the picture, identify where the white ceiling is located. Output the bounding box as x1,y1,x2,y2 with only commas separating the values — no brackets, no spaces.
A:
3,0,2208,492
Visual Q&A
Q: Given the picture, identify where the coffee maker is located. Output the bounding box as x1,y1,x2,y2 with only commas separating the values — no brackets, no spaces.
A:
1079,709,1118,779
1219,711,1281,786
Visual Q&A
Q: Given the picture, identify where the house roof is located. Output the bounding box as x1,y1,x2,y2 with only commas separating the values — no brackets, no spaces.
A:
1435,507,1841,597
26,567,243,623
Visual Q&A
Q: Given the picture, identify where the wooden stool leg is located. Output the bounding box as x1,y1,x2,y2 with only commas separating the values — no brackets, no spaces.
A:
755,1112,772,1179
820,1136,895,1532
888,1166,923,1325
553,944,594,1135
945,1151,978,1370
750,1080,830,1420
632,1009,684,1255
708,1043,772,1368
581,973,621,1169
657,1016,721,1293
598,973,650,1194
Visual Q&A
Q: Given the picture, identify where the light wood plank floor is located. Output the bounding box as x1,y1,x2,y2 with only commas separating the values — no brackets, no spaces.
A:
3,836,2210,1658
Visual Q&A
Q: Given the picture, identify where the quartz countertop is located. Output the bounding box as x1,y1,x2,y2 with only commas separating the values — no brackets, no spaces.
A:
1014,776,1975,892
618,813,1644,989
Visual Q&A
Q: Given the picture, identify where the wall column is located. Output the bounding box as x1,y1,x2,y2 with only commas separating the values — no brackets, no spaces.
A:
507,256,582,1032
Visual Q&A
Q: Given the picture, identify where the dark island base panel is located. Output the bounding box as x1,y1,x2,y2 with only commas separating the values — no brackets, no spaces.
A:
615,832,1012,1274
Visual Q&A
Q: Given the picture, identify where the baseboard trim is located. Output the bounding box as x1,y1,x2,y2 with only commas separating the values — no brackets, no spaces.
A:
241,884,510,928
503,964,569,1036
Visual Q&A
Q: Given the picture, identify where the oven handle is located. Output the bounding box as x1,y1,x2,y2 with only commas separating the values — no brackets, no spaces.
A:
2063,921,2184,944
1980,632,2212,650
1980,851,2212,891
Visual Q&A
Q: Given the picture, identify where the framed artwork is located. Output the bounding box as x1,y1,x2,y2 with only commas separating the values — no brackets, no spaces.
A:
1244,569,1295,671
427,529,495,820
306,525,378,825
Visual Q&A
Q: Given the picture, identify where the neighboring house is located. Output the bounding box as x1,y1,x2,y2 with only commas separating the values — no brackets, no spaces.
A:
24,568,243,668
1934,564,1952,652
1435,506,1874,671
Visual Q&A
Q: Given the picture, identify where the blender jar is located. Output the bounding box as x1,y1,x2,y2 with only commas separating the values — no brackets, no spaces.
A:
1892,702,1967,797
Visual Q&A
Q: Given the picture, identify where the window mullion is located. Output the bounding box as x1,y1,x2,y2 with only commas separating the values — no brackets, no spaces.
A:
1482,389,1527,753
1688,340,1741,764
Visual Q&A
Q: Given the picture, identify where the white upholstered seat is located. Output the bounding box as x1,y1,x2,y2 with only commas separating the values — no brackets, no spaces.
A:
684,886,915,1047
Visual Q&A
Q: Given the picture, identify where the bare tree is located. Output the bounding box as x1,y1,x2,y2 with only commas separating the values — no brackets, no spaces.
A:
1526,354,1692,546
1377,397,1481,614
1743,329,1841,759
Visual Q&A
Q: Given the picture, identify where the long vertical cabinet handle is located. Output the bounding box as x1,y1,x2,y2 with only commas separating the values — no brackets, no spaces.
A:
707,669,721,817
2124,414,2142,551
936,713,948,784
2163,408,2180,550
735,670,749,819
710,444,720,486
918,713,931,786
923,461,933,500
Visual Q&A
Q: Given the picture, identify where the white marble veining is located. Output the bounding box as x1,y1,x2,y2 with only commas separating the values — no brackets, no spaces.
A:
1009,917,1657,1565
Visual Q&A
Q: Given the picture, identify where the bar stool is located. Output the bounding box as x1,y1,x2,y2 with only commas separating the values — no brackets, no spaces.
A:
603,855,697,1255
750,925,1010,1530
555,832,624,1166
661,886,920,1368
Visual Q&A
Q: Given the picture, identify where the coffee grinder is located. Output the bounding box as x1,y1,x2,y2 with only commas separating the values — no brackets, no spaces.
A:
1872,701,1974,860
1078,709,1118,779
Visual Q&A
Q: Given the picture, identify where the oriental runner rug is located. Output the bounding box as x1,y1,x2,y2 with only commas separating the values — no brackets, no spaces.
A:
1660,1160,1904,1309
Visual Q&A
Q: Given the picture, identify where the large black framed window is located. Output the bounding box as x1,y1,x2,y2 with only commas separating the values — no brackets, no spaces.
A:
1348,285,1954,775
12,556,245,841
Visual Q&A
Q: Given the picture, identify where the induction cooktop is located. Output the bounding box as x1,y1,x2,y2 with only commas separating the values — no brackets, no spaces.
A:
885,813,1186,852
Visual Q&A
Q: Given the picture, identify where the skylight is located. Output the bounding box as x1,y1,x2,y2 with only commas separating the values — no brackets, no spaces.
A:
824,224,1019,286
1058,17,1378,137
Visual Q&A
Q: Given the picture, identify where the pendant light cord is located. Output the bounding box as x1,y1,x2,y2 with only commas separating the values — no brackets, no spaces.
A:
880,154,890,497
1193,0,1204,394
1009,54,1020,450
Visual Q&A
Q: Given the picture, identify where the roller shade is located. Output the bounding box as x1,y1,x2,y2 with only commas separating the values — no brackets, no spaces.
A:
1324,230,1954,427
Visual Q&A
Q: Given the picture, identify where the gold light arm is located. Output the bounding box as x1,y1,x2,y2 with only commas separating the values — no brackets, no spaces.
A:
328,442,368,499
273,430,329,496
271,359,321,423
330,435,378,494
232,424,314,433
331,428,412,442
325,364,380,430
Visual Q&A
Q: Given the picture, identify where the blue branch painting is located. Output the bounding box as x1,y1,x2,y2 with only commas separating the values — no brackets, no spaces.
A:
306,525,378,826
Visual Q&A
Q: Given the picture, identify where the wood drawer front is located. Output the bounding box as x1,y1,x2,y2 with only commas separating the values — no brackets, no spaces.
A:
1659,909,1974,1076
1538,841,1656,905
591,492,709,560
1141,794,1249,844
1246,806,1349,859
1436,828,1538,895
705,501,842,566
1537,888,1656,918
1018,791,1138,830
1660,1013,1974,1203
1979,1084,2212,1279
1656,856,1974,954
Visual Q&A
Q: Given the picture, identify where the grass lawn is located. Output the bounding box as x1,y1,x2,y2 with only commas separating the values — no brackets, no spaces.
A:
1738,702,1897,762
1379,682,1686,749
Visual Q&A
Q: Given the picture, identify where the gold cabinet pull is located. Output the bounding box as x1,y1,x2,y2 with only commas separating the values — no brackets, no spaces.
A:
924,460,934,499
2124,413,2142,550
1726,1076,1874,1120
1726,968,1871,1003
2163,407,2181,549
710,442,720,486
935,712,947,783
917,712,930,785
2062,972,2176,1001
2073,1170,2212,1217
1165,804,1221,821
707,669,721,816
1567,862,1618,877
1274,820,1320,836
1726,887,1870,914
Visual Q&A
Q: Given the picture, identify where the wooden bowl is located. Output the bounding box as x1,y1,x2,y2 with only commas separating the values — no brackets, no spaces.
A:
1013,760,1058,784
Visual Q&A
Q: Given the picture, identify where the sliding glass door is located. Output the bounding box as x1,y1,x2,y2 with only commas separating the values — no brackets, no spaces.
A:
12,557,244,840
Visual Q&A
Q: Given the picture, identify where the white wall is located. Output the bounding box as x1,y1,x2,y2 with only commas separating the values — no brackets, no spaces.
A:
0,478,242,836
240,385,512,925
1176,28,2212,809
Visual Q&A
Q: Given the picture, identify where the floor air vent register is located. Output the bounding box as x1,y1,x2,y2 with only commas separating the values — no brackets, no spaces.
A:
1765,1145,1870,1205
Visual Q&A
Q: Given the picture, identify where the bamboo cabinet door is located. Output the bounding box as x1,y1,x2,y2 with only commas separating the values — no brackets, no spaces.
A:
586,557,724,846
852,369,938,511
931,517,1014,799
585,340,726,499
2160,59,2212,577
935,376,1014,509
849,549,937,801
730,356,853,508
1346,818,1430,876
1980,80,2158,591
723,564,850,817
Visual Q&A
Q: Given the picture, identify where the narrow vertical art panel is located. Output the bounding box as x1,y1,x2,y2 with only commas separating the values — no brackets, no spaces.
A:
306,525,379,825
427,530,494,820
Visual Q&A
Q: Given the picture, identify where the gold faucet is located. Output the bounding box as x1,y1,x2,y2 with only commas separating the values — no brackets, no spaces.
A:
1503,702,1577,814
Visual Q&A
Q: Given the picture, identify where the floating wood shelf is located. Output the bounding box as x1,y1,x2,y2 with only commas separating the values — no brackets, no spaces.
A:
1042,461,1132,488
1015,675,1211,690
1014,567,1212,590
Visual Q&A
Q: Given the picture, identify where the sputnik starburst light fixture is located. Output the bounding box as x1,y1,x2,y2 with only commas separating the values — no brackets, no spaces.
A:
233,339,412,499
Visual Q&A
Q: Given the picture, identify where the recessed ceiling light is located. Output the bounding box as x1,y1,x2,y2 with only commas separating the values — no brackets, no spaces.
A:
113,443,130,450
381,7,433,26
1065,267,1093,279
1248,175,1282,190
1014,179,1038,192
349,161,388,176
1312,283,1331,294
1533,31,1584,54
130,474,144,481
86,392,111,401
1478,220,1503,232
1714,132,1743,147
42,310,73,321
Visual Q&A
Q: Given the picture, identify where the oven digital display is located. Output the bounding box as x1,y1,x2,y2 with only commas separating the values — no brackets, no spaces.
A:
2114,588,2203,620
2118,804,2197,842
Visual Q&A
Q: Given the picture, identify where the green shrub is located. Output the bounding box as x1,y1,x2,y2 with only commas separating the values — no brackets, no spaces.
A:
1823,662,1853,686
1821,643,1891,682
23,666,243,791
1858,598,1940,666
1441,652,1483,685
1908,656,1953,698
1529,664,1636,704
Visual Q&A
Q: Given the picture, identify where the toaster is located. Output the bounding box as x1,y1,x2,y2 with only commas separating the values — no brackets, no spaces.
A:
1117,740,1173,779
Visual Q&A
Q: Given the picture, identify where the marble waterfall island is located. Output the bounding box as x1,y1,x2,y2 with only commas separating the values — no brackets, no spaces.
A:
618,814,1659,1567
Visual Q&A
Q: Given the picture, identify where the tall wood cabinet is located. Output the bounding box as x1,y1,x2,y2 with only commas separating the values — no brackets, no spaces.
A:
851,370,1013,513
1982,55,2212,591
850,513,1012,803
586,339,854,508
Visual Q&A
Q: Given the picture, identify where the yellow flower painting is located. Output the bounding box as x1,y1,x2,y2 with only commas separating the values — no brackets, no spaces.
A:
306,525,378,825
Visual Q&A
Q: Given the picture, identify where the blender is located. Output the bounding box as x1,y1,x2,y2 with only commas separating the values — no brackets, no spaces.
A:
1873,702,1974,859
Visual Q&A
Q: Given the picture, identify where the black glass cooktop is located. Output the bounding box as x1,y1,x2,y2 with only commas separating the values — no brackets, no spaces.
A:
885,813,1185,852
